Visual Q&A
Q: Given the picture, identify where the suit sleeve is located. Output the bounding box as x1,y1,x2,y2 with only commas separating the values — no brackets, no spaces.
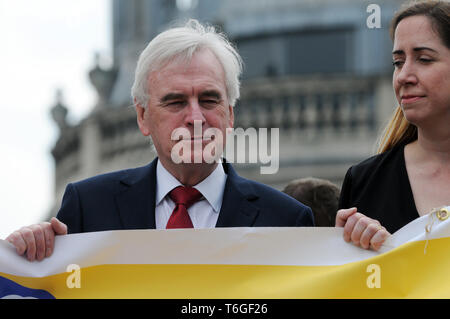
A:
338,166,353,210
295,206,315,226
56,183,83,234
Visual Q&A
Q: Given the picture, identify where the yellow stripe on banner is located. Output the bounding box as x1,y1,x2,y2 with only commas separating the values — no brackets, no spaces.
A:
2,237,450,298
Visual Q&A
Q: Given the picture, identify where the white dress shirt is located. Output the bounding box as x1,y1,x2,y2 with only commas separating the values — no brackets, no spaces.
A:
154,160,227,229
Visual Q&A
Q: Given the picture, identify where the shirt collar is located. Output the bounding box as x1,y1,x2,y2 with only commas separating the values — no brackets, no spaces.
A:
155,159,227,213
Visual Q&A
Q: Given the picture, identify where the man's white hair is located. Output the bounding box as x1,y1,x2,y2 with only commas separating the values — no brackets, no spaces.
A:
131,19,243,108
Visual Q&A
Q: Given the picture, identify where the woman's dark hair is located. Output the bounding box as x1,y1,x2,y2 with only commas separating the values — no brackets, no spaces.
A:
390,1,450,48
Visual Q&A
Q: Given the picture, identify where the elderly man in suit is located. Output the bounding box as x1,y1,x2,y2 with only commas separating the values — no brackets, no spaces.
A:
6,20,313,262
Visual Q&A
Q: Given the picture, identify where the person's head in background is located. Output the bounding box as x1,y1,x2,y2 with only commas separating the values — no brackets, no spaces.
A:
283,177,340,227
378,0,450,153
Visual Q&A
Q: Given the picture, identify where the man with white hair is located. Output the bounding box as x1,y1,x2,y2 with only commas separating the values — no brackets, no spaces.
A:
6,20,313,262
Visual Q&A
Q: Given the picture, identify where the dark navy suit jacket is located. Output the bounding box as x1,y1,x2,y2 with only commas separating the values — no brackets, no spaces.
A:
57,159,314,233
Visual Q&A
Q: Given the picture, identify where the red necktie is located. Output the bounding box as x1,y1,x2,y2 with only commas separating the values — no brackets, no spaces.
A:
166,186,203,229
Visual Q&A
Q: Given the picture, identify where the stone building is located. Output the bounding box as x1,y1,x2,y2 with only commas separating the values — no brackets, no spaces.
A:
49,0,403,216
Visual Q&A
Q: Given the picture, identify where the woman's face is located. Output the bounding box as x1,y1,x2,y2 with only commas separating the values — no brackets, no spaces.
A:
392,15,450,127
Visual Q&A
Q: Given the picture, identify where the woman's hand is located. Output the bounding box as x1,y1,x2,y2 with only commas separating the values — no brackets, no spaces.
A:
336,207,390,251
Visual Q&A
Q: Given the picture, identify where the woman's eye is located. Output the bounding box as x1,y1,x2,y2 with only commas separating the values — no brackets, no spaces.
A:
392,60,403,68
419,57,433,63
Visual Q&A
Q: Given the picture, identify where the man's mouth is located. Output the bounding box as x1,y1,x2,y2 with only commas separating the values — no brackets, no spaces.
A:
172,137,215,143
189,136,214,141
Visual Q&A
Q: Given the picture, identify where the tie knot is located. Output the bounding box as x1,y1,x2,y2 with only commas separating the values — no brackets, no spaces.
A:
169,186,203,208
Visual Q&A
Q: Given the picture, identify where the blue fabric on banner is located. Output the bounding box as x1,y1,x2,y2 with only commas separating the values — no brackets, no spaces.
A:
0,276,54,299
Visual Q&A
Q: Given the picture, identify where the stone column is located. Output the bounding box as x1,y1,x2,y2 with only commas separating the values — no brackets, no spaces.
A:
374,75,396,132
79,116,101,178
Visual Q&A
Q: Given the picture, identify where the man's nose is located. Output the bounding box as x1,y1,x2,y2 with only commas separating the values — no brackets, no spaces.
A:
185,100,206,126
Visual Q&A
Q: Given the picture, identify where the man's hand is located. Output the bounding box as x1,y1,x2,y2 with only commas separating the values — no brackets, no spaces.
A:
335,208,390,251
5,217,67,262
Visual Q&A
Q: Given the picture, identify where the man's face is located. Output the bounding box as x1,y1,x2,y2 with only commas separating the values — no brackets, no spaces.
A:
136,49,234,169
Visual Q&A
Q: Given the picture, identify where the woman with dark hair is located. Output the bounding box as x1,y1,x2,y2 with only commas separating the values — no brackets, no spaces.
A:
336,0,450,251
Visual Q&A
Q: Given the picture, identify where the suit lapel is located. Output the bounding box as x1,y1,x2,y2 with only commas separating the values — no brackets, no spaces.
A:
215,162,260,227
113,159,259,229
114,159,157,229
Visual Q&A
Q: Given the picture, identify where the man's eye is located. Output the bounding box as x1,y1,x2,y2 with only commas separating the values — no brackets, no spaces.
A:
202,100,218,104
168,101,184,106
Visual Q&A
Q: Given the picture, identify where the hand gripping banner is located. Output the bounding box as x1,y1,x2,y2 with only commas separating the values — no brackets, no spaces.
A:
1,207,449,299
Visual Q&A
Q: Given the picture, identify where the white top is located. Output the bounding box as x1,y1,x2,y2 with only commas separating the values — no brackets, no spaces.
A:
154,160,227,229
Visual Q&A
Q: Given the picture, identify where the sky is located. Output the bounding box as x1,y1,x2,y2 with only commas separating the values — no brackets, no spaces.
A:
0,0,111,239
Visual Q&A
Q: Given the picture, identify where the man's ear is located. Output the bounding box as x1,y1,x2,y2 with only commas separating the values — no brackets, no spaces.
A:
228,105,234,128
135,100,151,136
